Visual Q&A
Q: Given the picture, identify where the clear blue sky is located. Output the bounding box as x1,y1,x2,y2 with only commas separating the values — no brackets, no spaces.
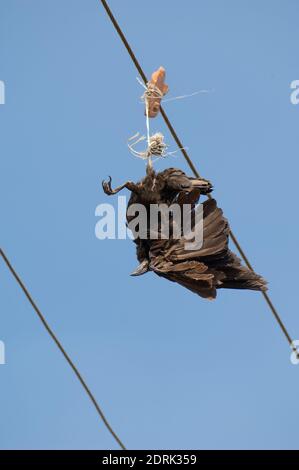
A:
1,0,299,450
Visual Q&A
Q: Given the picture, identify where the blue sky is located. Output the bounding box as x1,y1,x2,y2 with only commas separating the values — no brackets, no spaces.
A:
0,0,299,450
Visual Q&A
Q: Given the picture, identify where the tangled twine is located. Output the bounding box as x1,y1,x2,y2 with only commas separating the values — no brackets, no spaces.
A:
131,78,190,164
137,77,164,103
128,132,168,160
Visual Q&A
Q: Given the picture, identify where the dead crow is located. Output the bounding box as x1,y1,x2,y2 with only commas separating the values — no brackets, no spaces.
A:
102,165,267,299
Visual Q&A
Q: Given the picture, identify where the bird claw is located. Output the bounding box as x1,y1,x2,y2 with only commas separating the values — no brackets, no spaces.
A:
102,176,114,195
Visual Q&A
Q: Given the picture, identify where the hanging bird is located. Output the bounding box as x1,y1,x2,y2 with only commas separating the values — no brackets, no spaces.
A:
102,165,267,299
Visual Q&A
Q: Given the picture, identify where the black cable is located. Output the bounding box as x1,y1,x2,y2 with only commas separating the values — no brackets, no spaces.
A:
100,0,297,355
0,248,126,450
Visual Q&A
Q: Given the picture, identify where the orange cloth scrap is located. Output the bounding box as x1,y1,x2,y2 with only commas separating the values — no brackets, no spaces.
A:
145,66,169,118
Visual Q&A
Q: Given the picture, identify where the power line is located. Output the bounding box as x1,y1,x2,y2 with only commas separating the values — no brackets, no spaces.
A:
99,0,297,355
0,248,126,450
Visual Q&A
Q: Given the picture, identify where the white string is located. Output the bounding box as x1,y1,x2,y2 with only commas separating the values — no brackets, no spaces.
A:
130,77,191,164
162,89,214,102
136,77,214,104
136,76,147,90
145,100,150,146
145,94,151,167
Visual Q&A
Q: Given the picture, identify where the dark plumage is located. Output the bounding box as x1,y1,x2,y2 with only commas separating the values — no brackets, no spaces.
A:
102,166,267,299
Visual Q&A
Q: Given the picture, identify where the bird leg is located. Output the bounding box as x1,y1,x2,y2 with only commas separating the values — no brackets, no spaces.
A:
102,176,137,195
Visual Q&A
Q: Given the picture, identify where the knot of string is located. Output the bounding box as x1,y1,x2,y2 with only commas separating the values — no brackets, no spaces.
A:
128,132,168,159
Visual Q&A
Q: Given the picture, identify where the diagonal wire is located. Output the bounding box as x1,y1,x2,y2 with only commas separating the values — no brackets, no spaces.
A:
0,247,126,450
99,0,298,355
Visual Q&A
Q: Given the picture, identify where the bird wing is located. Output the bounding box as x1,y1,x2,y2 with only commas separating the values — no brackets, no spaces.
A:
148,197,267,299
148,198,226,299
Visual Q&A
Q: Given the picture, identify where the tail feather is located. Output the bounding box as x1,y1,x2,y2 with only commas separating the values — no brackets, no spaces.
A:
215,251,268,292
